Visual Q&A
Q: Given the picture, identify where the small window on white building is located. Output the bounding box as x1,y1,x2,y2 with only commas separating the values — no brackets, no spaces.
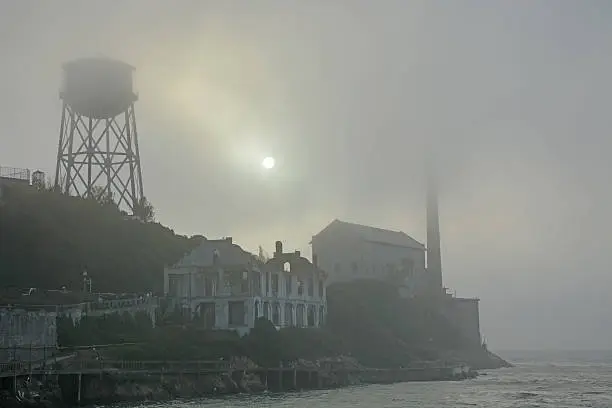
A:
283,261,291,272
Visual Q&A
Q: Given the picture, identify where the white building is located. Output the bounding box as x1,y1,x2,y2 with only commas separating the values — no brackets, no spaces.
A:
311,219,427,297
163,238,327,336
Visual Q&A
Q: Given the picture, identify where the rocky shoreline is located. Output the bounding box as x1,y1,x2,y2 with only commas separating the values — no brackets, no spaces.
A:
0,352,509,408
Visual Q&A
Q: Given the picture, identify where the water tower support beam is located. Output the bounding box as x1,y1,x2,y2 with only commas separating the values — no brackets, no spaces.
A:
54,103,144,212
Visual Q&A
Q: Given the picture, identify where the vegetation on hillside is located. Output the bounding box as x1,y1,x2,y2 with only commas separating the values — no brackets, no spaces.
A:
0,184,198,293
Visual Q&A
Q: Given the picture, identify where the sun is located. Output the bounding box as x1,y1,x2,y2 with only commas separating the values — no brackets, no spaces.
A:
262,156,275,169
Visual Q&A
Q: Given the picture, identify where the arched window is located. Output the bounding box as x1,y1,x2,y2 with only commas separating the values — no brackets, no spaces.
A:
283,261,291,272
272,302,281,325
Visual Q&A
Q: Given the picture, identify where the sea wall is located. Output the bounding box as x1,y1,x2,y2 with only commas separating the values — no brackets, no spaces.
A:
0,308,57,362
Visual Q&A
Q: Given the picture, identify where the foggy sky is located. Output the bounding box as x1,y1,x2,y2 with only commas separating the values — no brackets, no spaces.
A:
2,0,612,351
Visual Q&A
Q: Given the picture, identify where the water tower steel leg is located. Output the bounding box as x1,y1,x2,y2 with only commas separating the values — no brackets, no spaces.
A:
130,105,145,199
64,108,79,195
87,117,93,198
124,109,137,212
54,104,67,189
105,119,112,197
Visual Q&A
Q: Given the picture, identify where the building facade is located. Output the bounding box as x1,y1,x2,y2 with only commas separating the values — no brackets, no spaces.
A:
164,238,326,335
311,219,427,297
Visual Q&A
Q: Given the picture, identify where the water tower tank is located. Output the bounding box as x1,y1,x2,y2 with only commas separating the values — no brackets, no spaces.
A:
60,57,137,119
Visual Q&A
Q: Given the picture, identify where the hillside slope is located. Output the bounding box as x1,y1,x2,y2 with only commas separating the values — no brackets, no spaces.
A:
0,185,197,293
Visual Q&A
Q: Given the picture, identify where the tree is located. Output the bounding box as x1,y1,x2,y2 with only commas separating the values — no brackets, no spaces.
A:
256,246,270,263
133,196,155,222
88,185,119,211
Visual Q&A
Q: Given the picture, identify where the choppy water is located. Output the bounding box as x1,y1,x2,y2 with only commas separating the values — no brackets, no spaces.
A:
104,351,612,408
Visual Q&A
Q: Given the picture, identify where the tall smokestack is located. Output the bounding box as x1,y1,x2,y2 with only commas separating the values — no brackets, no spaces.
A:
426,153,444,297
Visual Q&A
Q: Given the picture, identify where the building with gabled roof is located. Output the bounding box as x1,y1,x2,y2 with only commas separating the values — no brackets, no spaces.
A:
311,219,427,297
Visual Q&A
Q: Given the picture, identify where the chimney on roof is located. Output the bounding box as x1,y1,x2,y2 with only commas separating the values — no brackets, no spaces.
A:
225,237,232,244
275,241,283,257
294,250,301,257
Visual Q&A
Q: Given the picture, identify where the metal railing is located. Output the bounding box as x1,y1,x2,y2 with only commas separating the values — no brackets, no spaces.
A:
0,359,232,375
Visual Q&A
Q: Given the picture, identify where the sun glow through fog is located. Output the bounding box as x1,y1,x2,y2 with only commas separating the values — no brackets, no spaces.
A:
262,156,275,169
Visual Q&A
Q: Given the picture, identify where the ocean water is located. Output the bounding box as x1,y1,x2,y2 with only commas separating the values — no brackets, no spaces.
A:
107,351,612,408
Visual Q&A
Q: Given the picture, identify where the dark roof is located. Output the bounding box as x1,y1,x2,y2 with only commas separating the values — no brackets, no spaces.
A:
313,219,424,249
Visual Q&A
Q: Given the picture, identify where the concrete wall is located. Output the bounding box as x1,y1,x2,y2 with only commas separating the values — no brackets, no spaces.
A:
312,233,427,296
444,297,481,346
0,309,57,362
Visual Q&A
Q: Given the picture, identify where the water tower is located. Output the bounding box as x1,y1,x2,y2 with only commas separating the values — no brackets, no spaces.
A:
54,57,144,213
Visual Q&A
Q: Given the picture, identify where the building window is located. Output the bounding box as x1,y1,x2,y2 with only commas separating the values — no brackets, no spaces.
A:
296,304,305,327
263,273,268,296
199,302,215,329
272,274,279,296
204,276,214,296
318,280,324,298
241,270,249,294
194,274,204,297
297,279,304,296
272,302,281,325
251,271,261,296
285,303,294,326
307,305,316,327
168,276,180,297
283,261,291,272
285,275,292,296
228,301,245,326
308,277,314,297
254,300,260,320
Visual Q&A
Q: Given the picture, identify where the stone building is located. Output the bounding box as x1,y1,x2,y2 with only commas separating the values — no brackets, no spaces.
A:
311,219,427,298
163,238,327,335
0,308,57,362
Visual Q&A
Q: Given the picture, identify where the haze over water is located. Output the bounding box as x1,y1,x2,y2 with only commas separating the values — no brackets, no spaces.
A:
104,351,612,408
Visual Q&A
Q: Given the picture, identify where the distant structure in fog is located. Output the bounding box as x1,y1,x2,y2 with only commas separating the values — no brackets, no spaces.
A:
311,219,427,298
0,166,46,198
426,159,444,297
54,57,144,213
0,166,31,187
426,154,482,345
